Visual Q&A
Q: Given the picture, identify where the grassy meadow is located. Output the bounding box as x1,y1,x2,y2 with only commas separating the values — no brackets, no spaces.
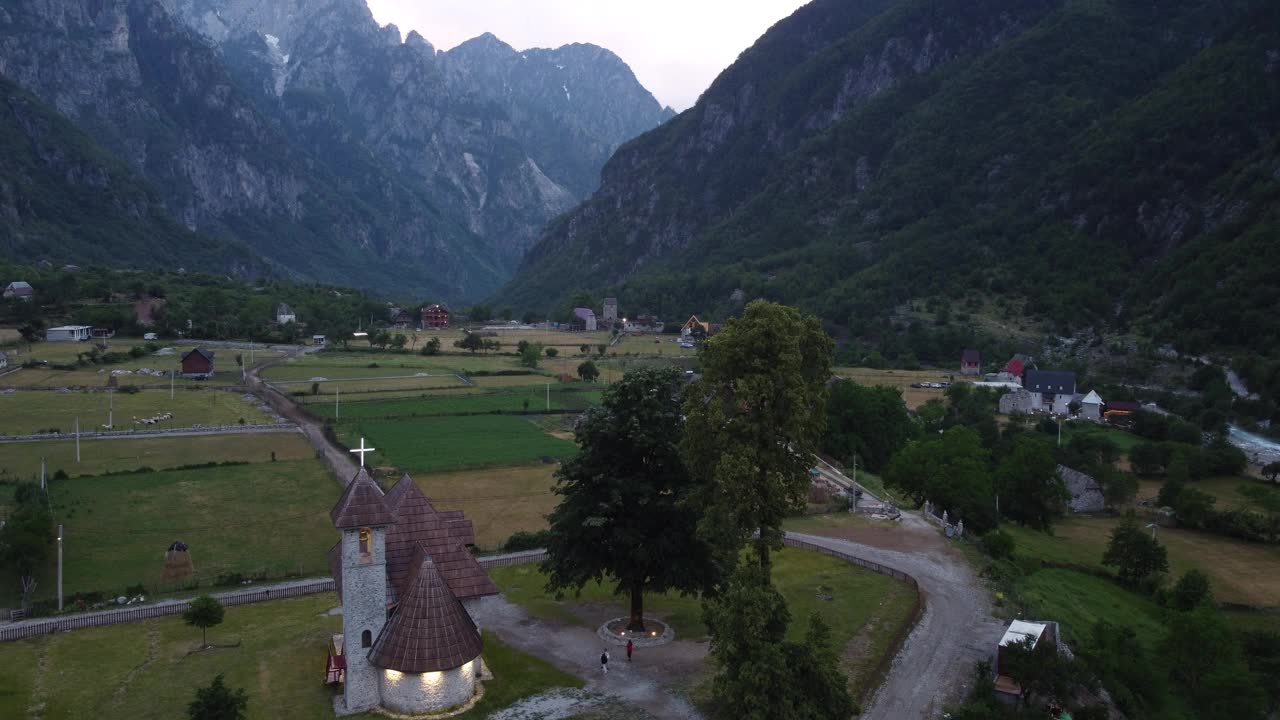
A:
415,464,560,549
832,367,951,409
0,341,285,388
0,432,315,480
490,546,918,698
336,415,576,474
0,458,338,606
0,594,577,720
309,386,602,420
1005,517,1280,607
0,388,272,435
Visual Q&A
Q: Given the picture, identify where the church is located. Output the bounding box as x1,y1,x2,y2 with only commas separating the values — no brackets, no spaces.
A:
325,465,498,716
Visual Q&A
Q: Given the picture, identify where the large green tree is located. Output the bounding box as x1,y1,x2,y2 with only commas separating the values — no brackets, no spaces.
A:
682,300,833,574
823,380,918,473
1162,606,1267,720
543,367,716,631
183,595,225,648
1101,514,1169,584
884,426,997,531
702,563,854,720
995,435,1066,530
0,484,54,610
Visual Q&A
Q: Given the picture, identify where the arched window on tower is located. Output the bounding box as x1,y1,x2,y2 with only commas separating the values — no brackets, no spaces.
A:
358,528,371,560
361,630,372,648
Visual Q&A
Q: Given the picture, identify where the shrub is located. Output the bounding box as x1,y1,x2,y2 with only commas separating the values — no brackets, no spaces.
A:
502,530,552,552
981,529,1016,559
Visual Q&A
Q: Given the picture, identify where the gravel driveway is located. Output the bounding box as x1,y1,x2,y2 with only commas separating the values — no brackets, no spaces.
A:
788,513,1005,719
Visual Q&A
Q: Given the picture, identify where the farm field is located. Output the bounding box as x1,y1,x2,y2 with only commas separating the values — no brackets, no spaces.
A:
832,367,951,409
0,594,575,720
0,388,273,436
0,432,315,480
0,459,339,606
295,385,493,404
490,545,918,697
612,333,698,356
278,375,469,395
1135,475,1280,513
1005,517,1280,607
416,464,559,548
309,387,602,420
336,415,576,473
1,342,286,388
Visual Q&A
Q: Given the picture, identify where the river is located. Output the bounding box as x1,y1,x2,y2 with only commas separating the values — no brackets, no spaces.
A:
1228,425,1280,466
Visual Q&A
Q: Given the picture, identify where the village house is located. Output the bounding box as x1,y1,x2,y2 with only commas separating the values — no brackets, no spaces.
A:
1104,399,1142,424
992,354,1033,384
180,347,215,379
994,620,1061,706
45,325,92,342
387,307,414,330
1059,465,1105,513
277,303,297,325
960,349,981,375
1077,390,1104,421
602,297,618,327
572,307,598,332
624,315,662,333
681,315,720,338
421,304,449,330
325,468,497,716
3,281,34,301
0,351,8,369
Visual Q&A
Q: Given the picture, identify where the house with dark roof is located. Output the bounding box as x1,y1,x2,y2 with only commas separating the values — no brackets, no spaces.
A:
1023,369,1076,415
3,281,34,300
960,349,981,375
326,469,496,715
572,307,598,331
180,347,215,378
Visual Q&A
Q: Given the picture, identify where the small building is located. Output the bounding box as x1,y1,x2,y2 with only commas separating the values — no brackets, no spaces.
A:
602,297,618,325
624,315,662,333
46,325,92,342
1078,390,1103,421
3,281,34,301
313,335,327,347
277,303,297,325
90,328,115,341
681,315,712,337
1104,400,1142,424
572,307,597,332
994,620,1060,706
180,347,215,378
960,349,981,376
421,304,450,329
1023,369,1077,416
0,351,7,369
993,354,1033,384
388,307,414,330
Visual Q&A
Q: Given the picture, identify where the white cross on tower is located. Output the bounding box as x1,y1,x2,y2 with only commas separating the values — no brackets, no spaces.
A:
350,437,375,469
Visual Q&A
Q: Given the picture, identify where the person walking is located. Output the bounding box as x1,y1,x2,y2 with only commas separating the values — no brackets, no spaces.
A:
600,648,610,674
626,639,633,661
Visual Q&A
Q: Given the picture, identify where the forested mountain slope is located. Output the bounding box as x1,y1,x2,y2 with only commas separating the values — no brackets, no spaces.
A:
497,0,1280,358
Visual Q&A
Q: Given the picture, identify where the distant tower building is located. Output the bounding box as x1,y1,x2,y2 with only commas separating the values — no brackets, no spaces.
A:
602,298,618,326
332,474,394,713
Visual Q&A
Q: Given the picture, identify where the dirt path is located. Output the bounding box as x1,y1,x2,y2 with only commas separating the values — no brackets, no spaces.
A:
787,514,1005,719
469,595,706,720
245,346,359,485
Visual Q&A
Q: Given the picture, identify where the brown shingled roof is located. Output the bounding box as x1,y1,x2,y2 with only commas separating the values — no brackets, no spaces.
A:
330,469,395,529
384,476,497,600
367,547,483,673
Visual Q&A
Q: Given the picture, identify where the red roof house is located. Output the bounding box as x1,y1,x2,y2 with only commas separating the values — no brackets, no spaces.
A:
180,347,214,377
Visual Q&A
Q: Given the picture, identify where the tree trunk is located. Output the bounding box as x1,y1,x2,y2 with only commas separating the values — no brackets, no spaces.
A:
757,538,771,580
202,627,207,647
627,584,646,632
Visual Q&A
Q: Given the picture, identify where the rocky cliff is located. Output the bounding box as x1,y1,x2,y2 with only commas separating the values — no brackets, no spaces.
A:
496,0,1280,358
0,0,671,298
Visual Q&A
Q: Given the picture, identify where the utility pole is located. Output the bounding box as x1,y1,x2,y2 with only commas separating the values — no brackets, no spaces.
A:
108,388,113,430
546,382,550,411
170,369,175,400
336,386,340,420
75,416,81,463
41,457,46,490
57,525,64,611
1057,418,1063,448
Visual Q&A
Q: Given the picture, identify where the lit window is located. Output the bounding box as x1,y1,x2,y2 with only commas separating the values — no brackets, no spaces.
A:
358,528,371,557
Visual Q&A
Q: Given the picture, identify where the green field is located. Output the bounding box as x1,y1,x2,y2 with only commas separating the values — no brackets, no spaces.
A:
0,459,338,606
1,341,283,388
1005,518,1280,607
337,416,577,473
0,594,577,720
1061,422,1143,452
309,387,602,420
0,388,272,436
490,546,917,697
1015,568,1167,652
0,432,316,480
295,385,493,404
415,464,559,549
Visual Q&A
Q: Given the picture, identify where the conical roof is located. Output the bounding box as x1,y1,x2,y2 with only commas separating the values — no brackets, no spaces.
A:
330,469,395,529
368,546,483,673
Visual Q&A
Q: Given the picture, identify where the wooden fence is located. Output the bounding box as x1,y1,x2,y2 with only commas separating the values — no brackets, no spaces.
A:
0,551,553,643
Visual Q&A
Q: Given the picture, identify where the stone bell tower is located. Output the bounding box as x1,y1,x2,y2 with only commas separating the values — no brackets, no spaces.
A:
330,468,395,714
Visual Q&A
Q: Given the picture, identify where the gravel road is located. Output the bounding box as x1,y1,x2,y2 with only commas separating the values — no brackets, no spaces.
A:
788,515,1005,719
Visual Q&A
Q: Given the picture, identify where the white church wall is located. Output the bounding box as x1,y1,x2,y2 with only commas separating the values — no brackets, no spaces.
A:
379,658,478,714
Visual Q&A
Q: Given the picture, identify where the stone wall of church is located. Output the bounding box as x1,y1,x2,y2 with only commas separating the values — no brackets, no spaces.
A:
340,527,388,712
379,658,478,714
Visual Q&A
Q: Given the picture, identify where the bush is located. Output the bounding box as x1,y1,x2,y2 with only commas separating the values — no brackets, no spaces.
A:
118,384,141,394
502,530,552,552
981,529,1016,559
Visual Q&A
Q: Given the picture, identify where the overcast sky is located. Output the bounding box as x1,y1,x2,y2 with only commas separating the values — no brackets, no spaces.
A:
364,0,810,110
